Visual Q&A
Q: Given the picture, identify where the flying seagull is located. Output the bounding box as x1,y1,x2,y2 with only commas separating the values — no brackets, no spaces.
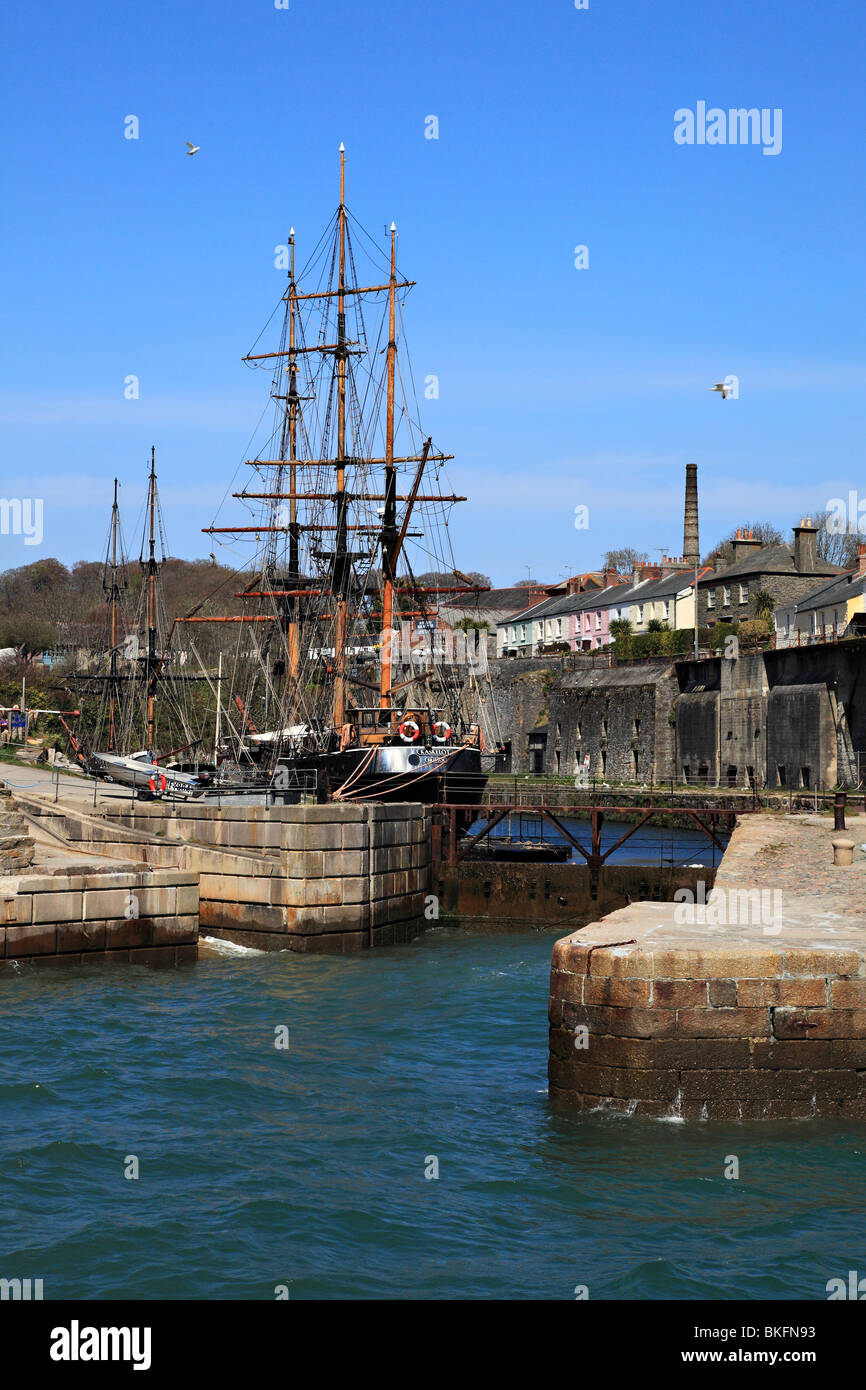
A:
186,142,200,156
710,381,733,399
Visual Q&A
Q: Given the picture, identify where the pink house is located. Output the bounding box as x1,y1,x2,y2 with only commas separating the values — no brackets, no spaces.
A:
566,582,634,650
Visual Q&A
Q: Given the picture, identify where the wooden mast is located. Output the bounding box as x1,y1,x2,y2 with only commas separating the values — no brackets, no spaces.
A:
286,228,300,712
332,142,348,730
146,446,157,751
379,222,398,712
107,479,119,750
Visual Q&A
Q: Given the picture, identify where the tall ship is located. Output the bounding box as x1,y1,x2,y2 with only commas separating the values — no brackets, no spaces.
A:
63,456,216,797
182,147,496,807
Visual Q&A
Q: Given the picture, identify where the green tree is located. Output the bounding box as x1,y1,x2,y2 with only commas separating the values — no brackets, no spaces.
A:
751,589,776,621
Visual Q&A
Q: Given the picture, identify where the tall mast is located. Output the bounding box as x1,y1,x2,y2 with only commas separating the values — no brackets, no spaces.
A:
108,478,120,750
146,446,157,750
286,228,300,711
332,142,349,729
379,222,398,711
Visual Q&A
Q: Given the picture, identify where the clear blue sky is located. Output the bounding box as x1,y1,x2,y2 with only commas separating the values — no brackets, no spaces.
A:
2,0,865,585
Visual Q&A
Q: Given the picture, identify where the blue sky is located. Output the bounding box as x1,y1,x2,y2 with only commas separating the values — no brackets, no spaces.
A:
2,0,865,585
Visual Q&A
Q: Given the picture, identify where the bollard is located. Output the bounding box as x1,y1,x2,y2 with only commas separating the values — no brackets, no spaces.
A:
834,790,847,831
832,836,855,867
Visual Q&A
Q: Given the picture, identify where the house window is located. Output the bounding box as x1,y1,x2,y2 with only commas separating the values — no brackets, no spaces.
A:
595,612,601,629
739,584,748,604
508,626,514,642
637,605,644,622
723,587,731,607
556,618,562,636
707,589,716,609
663,601,670,621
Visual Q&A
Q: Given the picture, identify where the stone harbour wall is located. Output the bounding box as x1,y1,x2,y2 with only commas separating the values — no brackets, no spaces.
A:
18,795,432,954
0,801,36,875
0,864,198,970
549,931,866,1119
547,813,866,1119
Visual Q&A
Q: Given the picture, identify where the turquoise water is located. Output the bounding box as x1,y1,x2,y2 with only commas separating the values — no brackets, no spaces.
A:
1,927,864,1300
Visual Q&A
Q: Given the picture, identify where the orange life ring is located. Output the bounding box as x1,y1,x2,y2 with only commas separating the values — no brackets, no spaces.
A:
432,721,451,743
149,772,168,793
399,718,420,743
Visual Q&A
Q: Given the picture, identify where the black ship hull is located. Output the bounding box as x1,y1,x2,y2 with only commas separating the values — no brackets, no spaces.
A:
279,743,486,807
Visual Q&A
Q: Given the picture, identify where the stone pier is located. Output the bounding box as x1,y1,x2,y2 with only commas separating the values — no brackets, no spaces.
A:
548,812,866,1118
0,792,198,969
16,793,431,954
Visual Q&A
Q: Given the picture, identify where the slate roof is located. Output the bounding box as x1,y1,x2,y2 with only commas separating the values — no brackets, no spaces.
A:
446,586,549,614
702,543,840,582
626,570,702,604
499,582,639,626
560,663,675,690
792,569,866,613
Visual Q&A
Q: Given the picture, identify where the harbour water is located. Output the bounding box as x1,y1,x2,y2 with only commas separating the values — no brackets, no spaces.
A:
2,925,864,1300
469,814,728,867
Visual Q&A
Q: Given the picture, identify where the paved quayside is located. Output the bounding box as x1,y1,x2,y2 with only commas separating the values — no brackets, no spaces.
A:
548,811,866,1118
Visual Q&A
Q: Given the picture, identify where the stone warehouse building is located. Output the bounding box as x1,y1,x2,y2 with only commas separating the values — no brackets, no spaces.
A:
490,637,866,788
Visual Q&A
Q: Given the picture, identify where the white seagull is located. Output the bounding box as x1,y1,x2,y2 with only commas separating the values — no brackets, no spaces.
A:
185,142,200,156
710,381,733,399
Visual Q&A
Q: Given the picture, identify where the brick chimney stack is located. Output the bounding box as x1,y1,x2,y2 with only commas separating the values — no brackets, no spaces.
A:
631,562,662,585
792,517,818,574
683,463,700,567
730,528,763,563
